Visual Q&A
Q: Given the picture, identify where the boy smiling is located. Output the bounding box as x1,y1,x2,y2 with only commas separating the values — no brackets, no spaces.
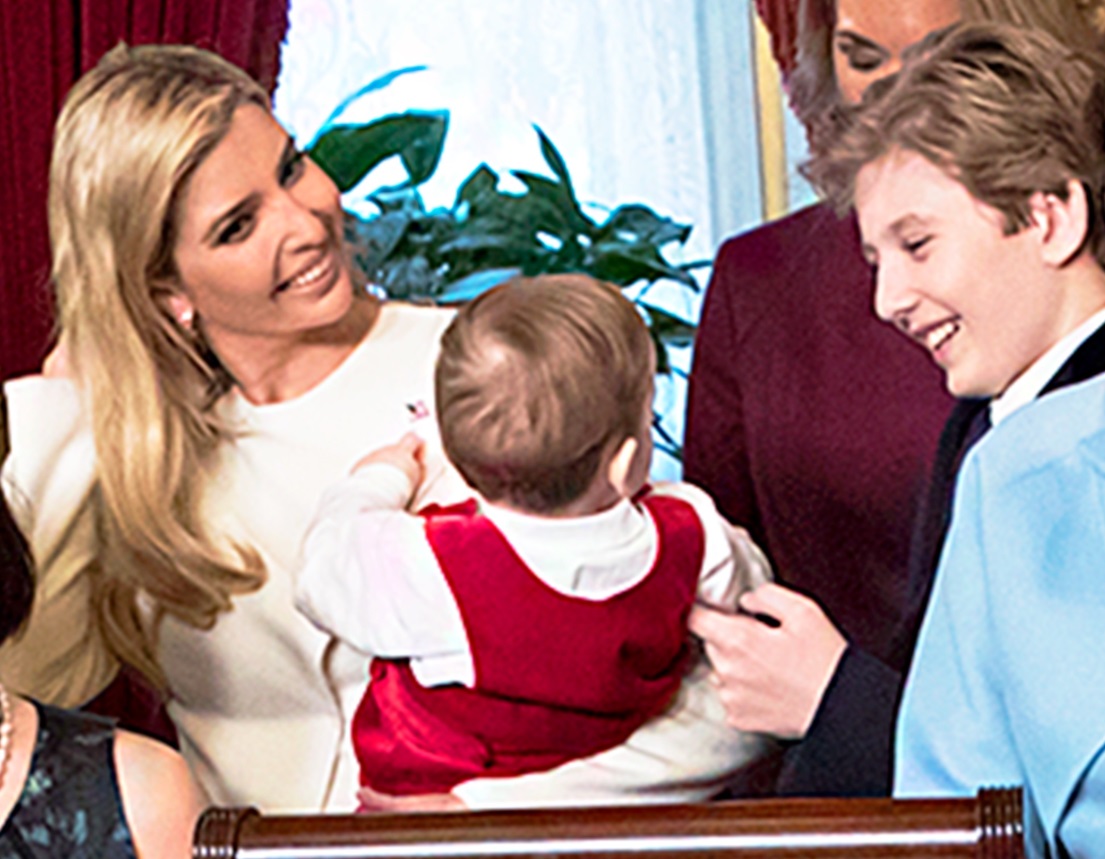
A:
809,22,1105,855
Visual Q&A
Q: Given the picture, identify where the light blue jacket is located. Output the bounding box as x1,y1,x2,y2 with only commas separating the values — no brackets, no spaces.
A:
896,373,1105,859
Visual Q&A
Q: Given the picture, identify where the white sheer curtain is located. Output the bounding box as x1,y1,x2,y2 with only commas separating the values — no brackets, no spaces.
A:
274,0,766,476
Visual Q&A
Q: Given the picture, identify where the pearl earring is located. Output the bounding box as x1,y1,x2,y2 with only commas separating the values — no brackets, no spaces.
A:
178,307,195,328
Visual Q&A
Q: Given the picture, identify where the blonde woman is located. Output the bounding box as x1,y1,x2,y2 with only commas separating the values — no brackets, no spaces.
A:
0,44,752,812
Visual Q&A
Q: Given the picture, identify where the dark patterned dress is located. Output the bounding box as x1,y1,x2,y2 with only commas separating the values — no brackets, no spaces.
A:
0,701,136,858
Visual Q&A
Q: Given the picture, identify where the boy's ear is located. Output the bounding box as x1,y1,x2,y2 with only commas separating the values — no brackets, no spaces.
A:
1030,179,1090,268
606,437,639,498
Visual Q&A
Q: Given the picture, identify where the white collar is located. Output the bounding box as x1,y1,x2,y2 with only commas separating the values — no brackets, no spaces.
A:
479,495,640,547
990,306,1105,427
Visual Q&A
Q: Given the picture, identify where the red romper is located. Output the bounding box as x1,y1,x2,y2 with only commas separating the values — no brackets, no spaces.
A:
352,494,706,795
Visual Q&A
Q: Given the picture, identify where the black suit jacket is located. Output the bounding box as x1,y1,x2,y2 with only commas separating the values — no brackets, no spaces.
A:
774,320,1105,798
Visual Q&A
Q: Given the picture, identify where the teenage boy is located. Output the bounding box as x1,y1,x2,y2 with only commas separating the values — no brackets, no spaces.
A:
807,22,1105,855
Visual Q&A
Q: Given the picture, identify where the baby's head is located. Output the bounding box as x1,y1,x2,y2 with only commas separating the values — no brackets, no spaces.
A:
435,274,655,516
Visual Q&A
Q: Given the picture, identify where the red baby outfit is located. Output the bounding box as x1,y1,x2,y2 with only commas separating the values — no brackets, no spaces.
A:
352,494,705,794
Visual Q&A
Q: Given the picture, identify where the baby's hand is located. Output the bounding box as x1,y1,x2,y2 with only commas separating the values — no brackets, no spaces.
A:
353,432,426,489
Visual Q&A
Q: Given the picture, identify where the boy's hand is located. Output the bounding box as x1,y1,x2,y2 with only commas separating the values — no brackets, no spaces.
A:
353,432,426,489
688,583,846,740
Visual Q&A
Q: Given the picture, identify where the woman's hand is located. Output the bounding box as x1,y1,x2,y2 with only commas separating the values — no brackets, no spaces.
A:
357,784,467,813
689,583,847,740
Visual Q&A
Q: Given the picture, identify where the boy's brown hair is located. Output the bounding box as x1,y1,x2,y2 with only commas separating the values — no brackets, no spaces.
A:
435,274,654,514
805,22,1105,266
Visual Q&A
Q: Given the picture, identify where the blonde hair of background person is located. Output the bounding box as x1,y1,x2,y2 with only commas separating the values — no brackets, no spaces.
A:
46,43,276,685
787,0,1104,147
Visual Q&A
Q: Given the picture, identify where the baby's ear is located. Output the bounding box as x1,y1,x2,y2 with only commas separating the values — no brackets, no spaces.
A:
606,436,639,498
1031,180,1090,268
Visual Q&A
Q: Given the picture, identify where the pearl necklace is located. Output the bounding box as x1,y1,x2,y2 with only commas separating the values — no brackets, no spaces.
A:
0,683,11,790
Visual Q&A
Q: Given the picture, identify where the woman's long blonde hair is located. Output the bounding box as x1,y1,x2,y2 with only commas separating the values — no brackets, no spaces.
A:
48,43,271,685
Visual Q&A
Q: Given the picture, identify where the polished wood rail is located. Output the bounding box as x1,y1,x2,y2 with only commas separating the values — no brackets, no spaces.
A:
193,787,1023,858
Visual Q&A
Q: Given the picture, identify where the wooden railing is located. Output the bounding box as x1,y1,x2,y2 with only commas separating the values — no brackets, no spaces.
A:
193,787,1023,858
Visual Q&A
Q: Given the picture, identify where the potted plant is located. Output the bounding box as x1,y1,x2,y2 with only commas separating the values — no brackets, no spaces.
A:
305,79,700,458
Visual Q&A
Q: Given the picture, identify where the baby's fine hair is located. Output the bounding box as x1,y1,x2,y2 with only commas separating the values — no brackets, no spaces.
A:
435,274,654,513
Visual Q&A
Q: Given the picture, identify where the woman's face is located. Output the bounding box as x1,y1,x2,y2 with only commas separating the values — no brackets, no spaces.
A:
170,104,356,355
833,0,961,104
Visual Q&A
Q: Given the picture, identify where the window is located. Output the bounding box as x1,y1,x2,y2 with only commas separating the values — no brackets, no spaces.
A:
275,0,806,476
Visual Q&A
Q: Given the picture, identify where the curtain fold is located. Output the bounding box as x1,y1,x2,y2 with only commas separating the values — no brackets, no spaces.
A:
0,0,290,381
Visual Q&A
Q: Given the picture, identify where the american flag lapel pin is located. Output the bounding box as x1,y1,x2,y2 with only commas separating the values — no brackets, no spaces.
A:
406,400,430,421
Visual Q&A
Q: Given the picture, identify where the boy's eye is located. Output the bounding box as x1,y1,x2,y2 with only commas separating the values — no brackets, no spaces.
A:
904,236,932,256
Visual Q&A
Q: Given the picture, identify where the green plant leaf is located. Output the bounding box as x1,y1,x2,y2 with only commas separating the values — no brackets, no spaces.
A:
436,268,521,303
535,125,573,196
437,233,535,254
307,65,429,148
309,111,448,192
345,210,411,271
456,165,501,208
648,327,672,375
638,302,697,348
377,256,441,299
588,242,699,289
511,171,596,237
532,126,591,228
367,186,429,215
598,204,691,247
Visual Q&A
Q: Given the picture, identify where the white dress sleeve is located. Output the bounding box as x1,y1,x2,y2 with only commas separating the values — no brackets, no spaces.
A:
0,375,118,705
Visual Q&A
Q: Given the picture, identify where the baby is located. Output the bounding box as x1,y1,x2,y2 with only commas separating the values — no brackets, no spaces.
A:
296,273,770,803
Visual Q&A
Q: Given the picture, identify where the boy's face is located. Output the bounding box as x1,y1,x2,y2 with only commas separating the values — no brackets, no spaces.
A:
857,148,1062,399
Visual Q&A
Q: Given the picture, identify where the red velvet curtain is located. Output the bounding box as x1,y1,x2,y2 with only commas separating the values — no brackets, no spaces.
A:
0,0,290,381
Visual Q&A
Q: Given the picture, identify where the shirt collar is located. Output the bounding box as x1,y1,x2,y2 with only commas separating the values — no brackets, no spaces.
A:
479,496,642,549
990,306,1105,427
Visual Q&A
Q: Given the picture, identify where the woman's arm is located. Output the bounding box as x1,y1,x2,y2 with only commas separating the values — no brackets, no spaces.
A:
453,657,770,808
114,730,205,859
